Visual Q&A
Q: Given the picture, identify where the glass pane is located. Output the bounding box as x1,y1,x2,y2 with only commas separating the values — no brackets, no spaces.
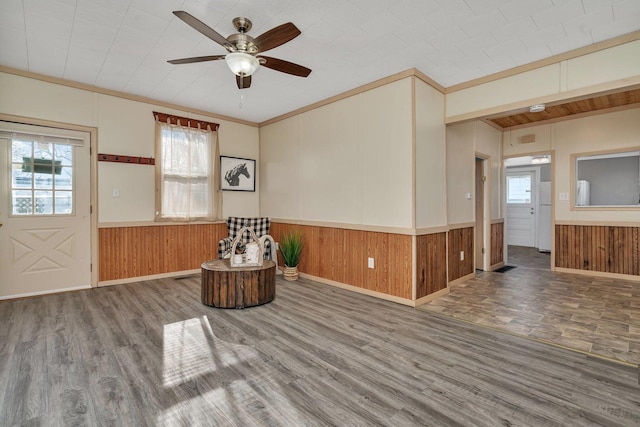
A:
12,166,32,189
55,166,73,190
12,190,33,215
34,172,54,189
11,139,32,162
34,190,53,214
507,175,531,204
34,142,53,160
55,144,73,166
54,191,73,214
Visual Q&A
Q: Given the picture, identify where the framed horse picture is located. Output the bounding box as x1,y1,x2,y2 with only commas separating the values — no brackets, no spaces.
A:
220,156,256,191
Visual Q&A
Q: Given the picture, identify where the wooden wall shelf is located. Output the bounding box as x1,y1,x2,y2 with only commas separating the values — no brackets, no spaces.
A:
98,153,155,165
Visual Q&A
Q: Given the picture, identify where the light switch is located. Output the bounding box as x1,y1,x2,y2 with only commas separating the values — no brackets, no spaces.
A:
113,188,120,198
559,192,569,201
368,257,374,269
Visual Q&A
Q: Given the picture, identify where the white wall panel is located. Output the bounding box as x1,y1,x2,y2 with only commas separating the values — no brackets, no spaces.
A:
260,78,414,228
474,121,502,220
0,72,97,126
446,40,640,123
446,64,561,119
0,72,260,223
553,108,640,222
566,40,640,91
259,119,301,219
299,96,361,223
359,80,413,227
446,121,475,224
415,79,447,228
503,125,552,157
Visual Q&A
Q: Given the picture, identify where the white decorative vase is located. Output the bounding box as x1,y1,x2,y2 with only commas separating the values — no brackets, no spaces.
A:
283,265,299,281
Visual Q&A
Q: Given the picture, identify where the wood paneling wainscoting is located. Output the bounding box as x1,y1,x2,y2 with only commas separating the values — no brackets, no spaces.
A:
270,223,413,300
555,224,640,277
448,226,475,282
490,221,504,267
415,233,448,298
99,223,227,281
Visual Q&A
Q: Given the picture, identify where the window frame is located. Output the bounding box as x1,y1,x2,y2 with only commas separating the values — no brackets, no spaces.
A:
154,120,221,222
570,147,640,210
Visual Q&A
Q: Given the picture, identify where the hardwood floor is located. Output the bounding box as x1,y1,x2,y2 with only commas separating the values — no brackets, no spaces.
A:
1,275,639,426
422,246,640,366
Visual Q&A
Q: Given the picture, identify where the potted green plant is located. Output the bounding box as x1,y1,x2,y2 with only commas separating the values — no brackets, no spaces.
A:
279,230,303,281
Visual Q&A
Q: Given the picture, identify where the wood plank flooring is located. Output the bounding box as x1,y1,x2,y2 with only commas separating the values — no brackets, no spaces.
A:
421,246,640,366
1,275,639,426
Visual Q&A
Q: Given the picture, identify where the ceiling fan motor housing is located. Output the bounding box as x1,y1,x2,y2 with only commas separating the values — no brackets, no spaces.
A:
227,33,258,53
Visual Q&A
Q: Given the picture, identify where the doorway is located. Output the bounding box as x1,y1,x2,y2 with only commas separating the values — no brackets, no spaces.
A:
475,157,486,271
504,155,552,270
0,122,92,299
506,168,537,247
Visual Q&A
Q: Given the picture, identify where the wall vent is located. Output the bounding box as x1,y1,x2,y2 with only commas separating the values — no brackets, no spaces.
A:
520,134,536,144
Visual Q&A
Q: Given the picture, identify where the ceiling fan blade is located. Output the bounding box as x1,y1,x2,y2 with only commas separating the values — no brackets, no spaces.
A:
236,74,252,89
173,11,232,51
167,55,226,65
253,22,301,53
258,56,311,77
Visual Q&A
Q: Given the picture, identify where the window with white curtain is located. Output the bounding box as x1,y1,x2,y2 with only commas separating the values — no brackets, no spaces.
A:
154,113,221,221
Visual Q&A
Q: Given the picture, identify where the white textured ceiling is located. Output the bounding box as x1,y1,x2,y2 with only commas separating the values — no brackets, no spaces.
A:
1,0,640,123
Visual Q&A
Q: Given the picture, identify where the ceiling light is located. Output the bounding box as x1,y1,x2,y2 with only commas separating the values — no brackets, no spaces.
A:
529,104,546,113
225,52,259,77
531,155,550,164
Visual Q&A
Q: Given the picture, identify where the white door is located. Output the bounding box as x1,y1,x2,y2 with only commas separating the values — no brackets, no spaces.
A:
0,123,91,299
506,170,536,247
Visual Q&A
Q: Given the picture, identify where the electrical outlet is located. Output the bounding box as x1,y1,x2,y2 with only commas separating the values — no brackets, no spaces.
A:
559,192,569,201
368,257,374,269
460,251,464,261
274,242,279,251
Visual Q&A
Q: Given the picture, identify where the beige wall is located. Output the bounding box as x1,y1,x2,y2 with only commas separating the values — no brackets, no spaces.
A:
260,78,414,228
474,121,502,220
554,109,640,222
446,120,503,225
503,108,640,222
415,78,447,228
446,122,475,224
446,39,640,123
0,72,260,223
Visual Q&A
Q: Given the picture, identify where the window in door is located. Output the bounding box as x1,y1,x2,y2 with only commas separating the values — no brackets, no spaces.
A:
506,174,531,204
10,137,74,215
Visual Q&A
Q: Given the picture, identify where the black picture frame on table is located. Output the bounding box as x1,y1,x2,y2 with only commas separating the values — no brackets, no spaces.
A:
220,156,256,192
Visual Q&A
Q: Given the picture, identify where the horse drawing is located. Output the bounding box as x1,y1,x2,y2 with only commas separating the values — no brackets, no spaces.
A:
225,162,250,187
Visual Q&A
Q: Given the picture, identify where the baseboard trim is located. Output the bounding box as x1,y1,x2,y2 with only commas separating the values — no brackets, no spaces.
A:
414,287,449,307
554,267,640,282
489,262,505,271
298,272,415,307
98,269,200,287
448,272,475,286
0,285,92,301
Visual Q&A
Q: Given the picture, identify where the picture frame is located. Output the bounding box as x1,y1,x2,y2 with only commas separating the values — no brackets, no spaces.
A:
220,156,256,192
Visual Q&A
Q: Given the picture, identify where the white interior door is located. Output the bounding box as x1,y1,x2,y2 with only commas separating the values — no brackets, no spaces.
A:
506,170,536,247
0,122,91,299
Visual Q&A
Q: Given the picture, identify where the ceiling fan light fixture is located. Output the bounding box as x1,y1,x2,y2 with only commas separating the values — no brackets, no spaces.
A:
225,52,259,76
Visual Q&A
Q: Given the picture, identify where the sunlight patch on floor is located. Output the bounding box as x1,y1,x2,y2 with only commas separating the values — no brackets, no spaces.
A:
162,316,255,387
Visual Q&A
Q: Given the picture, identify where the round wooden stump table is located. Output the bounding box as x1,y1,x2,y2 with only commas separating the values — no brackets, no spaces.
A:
201,259,276,308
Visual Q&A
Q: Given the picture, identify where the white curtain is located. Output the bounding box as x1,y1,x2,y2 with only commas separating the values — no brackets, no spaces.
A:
155,121,221,221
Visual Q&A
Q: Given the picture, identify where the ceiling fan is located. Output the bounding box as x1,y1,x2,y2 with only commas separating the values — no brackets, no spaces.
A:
168,11,312,89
